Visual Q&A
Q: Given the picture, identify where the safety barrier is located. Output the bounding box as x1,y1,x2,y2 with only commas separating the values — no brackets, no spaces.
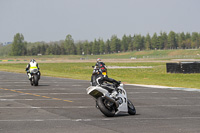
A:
166,62,200,73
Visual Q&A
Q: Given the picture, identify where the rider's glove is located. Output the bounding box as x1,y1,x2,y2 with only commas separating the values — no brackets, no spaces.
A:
114,82,120,88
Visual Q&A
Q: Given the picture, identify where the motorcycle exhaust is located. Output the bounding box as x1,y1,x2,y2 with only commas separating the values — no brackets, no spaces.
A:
104,94,119,108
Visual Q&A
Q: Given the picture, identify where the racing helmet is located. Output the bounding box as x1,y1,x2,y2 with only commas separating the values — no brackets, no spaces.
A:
30,59,35,63
97,58,101,62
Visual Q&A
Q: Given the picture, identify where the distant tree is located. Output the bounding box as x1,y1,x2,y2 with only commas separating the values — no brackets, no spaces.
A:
11,33,27,56
128,35,134,51
185,32,191,40
22,41,27,55
31,45,37,55
88,42,93,55
41,44,47,55
121,35,129,52
161,32,168,49
10,31,200,57
157,32,166,49
105,39,111,54
191,32,200,48
183,39,192,49
60,42,66,55
177,32,186,49
37,45,42,54
127,35,133,50
110,35,120,53
92,39,99,55
133,34,144,51
64,34,76,55
51,44,61,55
168,31,177,49
45,45,53,55
83,41,89,55
151,33,158,50
75,41,92,55
76,41,83,55
145,33,151,50
99,39,105,54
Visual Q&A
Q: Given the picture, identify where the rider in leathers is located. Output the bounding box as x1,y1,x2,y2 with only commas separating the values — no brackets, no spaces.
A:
25,59,40,80
91,58,120,92
95,71,120,88
91,58,106,85
95,58,106,69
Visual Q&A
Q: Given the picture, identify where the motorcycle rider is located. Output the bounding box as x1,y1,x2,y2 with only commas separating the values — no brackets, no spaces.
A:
95,68,120,92
91,58,120,93
91,58,107,85
95,58,106,68
25,59,40,80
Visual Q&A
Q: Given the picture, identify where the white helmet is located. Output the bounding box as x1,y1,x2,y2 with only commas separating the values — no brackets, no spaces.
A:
97,58,101,62
30,59,35,63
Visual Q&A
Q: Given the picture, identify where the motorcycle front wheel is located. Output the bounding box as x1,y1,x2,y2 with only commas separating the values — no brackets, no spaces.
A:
127,99,136,115
97,97,115,117
33,75,38,86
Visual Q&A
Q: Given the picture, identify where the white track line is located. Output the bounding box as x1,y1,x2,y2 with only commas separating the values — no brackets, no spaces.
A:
1,117,200,122
0,104,200,109
127,84,200,92
19,93,90,95
0,88,73,90
1,96,200,101
0,106,94,109
0,98,90,101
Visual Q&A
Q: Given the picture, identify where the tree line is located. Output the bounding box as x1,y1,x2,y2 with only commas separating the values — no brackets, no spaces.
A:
10,31,200,56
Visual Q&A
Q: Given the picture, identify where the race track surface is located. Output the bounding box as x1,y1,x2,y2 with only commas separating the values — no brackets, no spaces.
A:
0,71,200,133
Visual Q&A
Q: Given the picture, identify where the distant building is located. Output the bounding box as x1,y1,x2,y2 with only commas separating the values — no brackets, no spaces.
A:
3,42,12,45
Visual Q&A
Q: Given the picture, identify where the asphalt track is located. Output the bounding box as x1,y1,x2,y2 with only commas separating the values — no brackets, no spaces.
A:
0,71,200,133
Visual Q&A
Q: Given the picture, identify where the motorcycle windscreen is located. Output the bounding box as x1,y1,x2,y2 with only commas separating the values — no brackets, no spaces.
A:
30,69,38,73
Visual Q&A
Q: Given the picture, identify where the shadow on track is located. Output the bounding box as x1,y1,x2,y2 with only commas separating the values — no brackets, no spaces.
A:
100,113,140,118
36,85,50,86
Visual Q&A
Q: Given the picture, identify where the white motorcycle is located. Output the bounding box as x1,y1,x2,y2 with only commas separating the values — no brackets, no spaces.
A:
28,69,40,86
86,83,136,117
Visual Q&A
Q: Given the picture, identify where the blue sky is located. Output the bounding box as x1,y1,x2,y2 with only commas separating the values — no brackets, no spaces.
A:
0,0,200,43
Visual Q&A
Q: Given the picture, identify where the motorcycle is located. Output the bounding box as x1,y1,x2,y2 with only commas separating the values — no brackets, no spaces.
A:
29,69,40,86
86,83,136,117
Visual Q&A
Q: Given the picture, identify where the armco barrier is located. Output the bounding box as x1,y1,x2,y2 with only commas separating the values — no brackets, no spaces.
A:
166,62,200,73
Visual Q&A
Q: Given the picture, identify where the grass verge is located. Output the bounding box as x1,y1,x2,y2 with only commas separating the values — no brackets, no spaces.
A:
0,62,200,89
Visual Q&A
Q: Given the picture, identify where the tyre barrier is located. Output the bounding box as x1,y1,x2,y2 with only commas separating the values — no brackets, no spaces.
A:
166,62,200,73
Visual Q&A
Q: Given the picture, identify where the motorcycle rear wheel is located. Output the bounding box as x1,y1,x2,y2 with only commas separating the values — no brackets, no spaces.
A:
97,97,115,117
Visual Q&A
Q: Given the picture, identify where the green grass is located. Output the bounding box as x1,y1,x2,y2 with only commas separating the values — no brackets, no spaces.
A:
0,62,200,89
1,49,200,60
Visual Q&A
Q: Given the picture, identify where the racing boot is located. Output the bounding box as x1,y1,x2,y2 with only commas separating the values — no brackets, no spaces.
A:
28,73,31,80
95,101,99,109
